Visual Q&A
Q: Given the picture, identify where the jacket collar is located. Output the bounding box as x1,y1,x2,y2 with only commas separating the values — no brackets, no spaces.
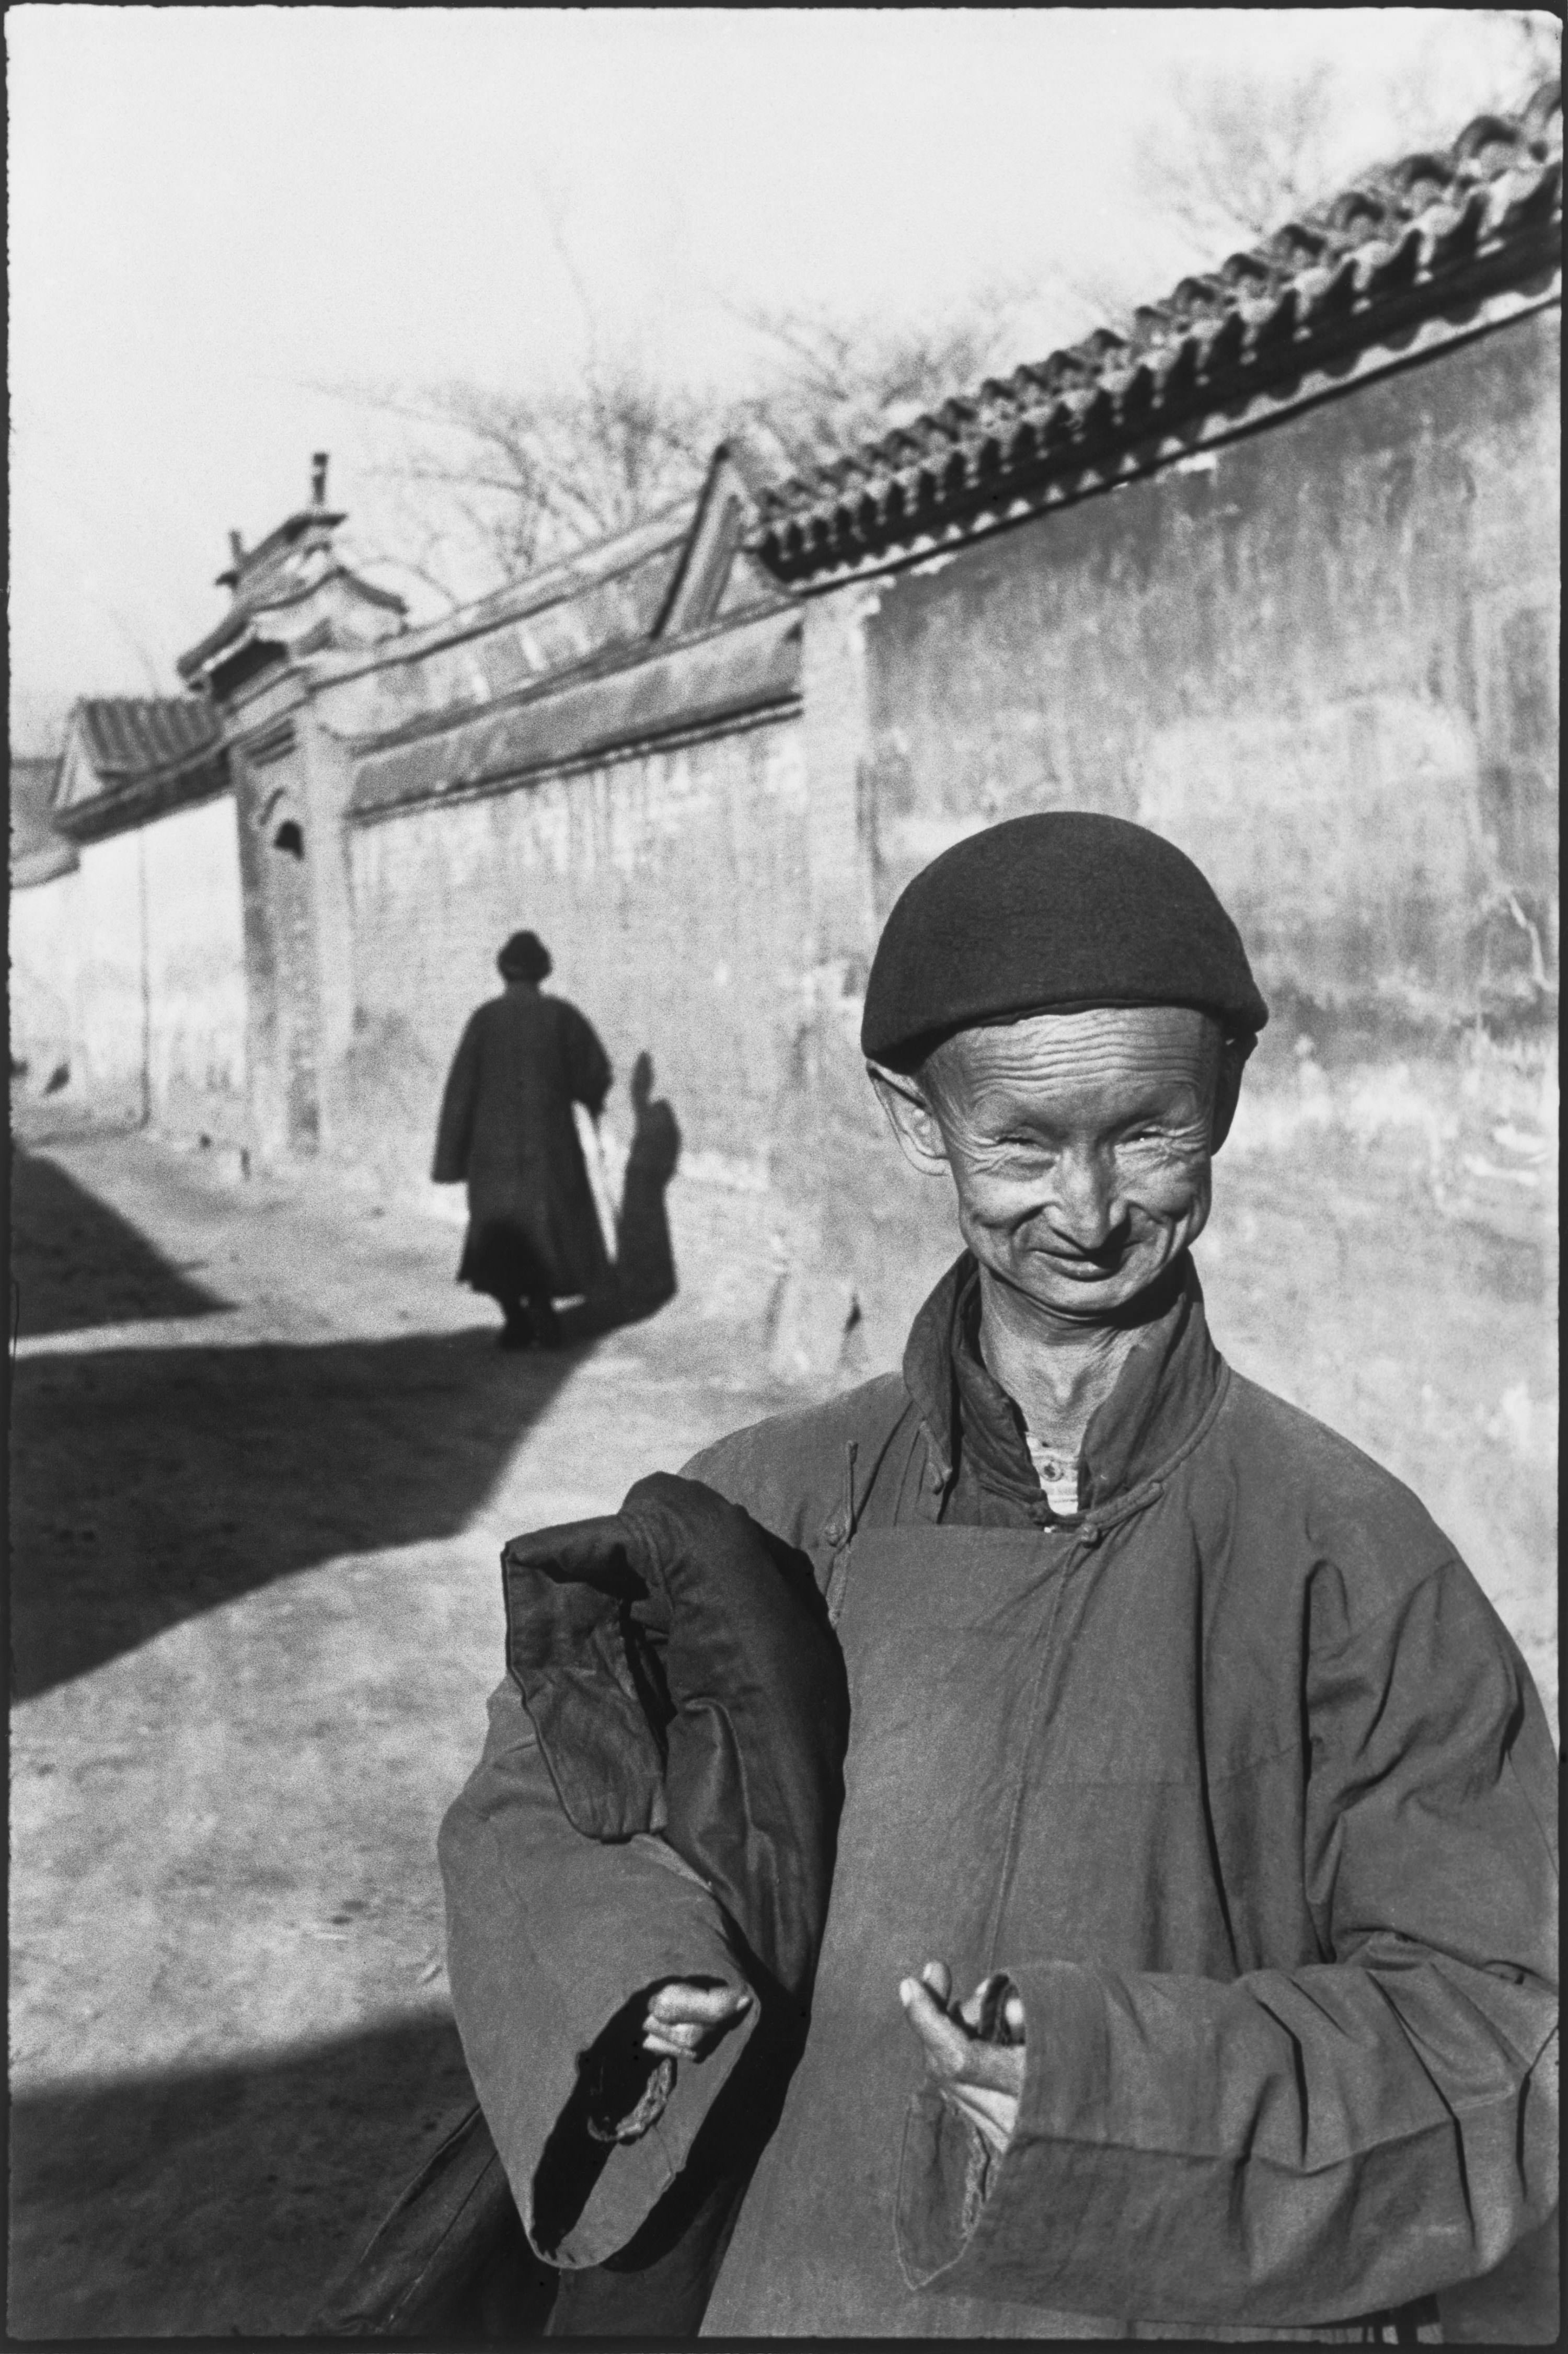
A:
902,1250,1225,1519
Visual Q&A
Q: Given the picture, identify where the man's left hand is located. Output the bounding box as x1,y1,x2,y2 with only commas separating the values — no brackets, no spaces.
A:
898,1960,1025,2154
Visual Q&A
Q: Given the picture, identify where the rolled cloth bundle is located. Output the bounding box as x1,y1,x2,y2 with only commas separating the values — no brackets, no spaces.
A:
316,1476,847,2338
504,1472,849,2003
500,1474,850,2333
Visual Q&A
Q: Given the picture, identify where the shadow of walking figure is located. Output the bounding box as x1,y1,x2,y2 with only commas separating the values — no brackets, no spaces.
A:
613,1053,681,1324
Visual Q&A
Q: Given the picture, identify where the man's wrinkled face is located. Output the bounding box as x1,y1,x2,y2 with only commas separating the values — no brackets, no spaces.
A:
883,1006,1227,1320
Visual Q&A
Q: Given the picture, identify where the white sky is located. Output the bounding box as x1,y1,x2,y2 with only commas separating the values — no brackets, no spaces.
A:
7,6,1542,733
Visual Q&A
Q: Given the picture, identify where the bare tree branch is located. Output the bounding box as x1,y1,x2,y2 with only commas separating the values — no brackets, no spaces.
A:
1136,18,1561,266
532,167,602,366
1136,60,1343,252
314,272,1095,605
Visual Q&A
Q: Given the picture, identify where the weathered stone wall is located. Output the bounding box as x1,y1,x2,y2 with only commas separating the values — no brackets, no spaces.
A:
337,717,812,1218
855,312,1559,1048
9,796,248,1140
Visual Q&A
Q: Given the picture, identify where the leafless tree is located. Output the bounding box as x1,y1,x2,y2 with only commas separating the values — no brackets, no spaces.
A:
338,362,715,608
1136,13,1559,263
330,280,1071,607
1135,59,1344,254
327,178,731,610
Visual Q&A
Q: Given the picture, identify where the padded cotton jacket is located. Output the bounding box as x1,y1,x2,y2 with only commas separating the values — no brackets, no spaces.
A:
439,1255,1558,2338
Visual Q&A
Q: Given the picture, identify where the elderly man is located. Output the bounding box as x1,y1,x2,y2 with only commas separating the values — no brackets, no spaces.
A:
440,815,1557,2338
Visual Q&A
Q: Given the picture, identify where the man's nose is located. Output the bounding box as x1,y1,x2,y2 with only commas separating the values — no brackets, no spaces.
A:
1048,1146,1122,1247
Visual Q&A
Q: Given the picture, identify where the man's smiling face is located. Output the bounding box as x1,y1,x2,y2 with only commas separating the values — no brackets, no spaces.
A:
883,1006,1232,1322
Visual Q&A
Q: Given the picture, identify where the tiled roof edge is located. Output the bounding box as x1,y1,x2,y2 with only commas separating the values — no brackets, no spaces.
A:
324,593,798,759
749,78,1562,582
176,564,407,682
349,696,801,829
13,839,81,887
345,605,803,821
72,696,222,779
52,746,231,843
313,502,700,688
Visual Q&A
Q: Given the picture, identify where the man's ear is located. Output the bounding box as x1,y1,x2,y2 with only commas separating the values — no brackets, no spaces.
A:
868,1063,951,1177
1211,1033,1255,1153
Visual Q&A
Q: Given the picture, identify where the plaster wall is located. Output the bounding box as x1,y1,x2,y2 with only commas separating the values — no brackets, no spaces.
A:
64,831,146,1123
855,310,1559,1044
10,874,80,1089
143,794,249,1140
9,798,247,1138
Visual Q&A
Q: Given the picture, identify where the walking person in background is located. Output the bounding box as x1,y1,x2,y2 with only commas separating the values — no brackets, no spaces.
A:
433,931,613,1350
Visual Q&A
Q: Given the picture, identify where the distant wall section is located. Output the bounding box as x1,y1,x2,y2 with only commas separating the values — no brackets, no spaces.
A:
11,796,248,1139
340,715,812,1203
10,876,79,1091
144,795,249,1139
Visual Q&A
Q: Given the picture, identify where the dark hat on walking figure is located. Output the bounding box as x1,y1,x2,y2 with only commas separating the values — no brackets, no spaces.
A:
498,930,552,984
860,811,1269,1070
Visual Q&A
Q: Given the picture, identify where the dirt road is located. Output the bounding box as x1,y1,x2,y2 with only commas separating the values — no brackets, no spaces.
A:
9,1120,800,2337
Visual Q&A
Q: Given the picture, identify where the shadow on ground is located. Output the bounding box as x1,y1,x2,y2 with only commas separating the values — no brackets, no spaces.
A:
7,2013,559,2340
9,1100,693,1699
10,1147,232,1337
10,1327,586,1702
9,2012,1555,2342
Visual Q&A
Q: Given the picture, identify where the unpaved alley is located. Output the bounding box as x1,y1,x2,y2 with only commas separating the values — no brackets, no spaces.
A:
9,1120,800,2337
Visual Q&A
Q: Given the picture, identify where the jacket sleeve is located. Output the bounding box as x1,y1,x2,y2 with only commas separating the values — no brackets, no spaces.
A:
896,1557,1559,2327
431,1017,482,1184
438,1677,760,2269
562,1006,612,1120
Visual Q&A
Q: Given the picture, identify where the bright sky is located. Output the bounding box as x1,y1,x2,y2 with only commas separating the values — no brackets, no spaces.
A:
6,6,1537,734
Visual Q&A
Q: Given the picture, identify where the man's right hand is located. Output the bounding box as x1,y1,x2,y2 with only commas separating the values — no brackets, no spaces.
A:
642,1979,754,2061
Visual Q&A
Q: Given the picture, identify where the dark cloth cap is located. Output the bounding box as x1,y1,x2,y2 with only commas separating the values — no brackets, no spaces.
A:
498,929,552,984
861,812,1268,1066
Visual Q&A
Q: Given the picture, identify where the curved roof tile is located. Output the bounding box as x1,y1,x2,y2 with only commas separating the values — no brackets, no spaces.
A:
75,696,221,779
750,78,1562,582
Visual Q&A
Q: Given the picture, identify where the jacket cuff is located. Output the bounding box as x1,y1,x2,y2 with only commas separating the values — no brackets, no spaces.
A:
548,1986,759,2267
443,1793,761,2272
894,1960,1106,2302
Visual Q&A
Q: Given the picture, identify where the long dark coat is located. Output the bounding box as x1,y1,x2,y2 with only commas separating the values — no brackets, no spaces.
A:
439,1255,1557,2339
432,984,612,1302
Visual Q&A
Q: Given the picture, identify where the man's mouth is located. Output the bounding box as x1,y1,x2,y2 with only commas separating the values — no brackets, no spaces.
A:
1032,1241,1128,1277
